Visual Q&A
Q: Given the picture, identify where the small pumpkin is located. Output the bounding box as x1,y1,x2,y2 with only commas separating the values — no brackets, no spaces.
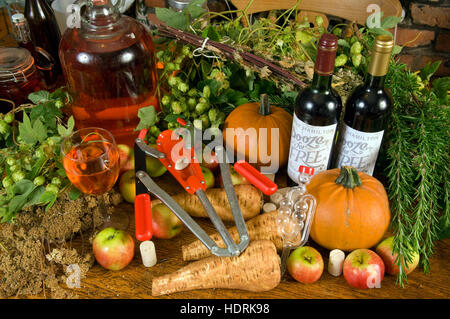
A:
307,166,390,251
223,94,293,169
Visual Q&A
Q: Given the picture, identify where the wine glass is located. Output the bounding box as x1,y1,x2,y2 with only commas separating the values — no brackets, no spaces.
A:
61,127,129,230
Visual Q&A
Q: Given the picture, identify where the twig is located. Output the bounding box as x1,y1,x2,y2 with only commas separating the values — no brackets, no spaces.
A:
157,24,307,88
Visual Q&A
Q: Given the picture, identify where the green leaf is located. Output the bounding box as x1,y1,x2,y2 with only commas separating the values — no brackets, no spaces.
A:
57,116,75,137
295,30,314,44
369,28,392,36
186,0,207,20
135,106,157,131
69,187,82,201
381,16,402,29
164,113,186,123
33,119,47,143
28,90,50,104
392,45,403,56
18,112,37,144
12,179,35,195
432,77,450,105
202,25,221,42
337,39,350,48
420,61,441,82
25,186,46,206
155,7,187,30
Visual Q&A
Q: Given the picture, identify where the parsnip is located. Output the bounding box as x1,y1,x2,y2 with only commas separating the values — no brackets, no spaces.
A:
152,240,281,296
182,210,282,261
151,184,262,221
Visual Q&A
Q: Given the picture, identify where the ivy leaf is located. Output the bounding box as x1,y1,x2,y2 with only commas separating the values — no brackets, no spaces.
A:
295,30,314,44
28,90,50,104
135,106,157,131
164,114,186,123
202,25,221,42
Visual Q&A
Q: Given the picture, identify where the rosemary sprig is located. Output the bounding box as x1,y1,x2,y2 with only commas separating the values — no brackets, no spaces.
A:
385,60,449,286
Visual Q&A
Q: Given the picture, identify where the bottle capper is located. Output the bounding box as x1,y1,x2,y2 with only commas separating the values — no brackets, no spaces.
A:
277,166,317,275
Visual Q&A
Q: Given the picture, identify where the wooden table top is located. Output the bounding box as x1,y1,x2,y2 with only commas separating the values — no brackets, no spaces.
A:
65,211,446,300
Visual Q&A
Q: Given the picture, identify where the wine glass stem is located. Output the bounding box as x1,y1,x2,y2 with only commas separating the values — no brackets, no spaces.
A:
98,195,111,227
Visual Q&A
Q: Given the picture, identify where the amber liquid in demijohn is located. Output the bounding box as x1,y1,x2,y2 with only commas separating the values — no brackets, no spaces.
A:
59,1,158,146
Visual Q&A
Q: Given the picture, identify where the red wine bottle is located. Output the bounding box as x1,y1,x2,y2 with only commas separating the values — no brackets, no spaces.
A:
333,35,394,175
24,0,61,74
287,34,342,183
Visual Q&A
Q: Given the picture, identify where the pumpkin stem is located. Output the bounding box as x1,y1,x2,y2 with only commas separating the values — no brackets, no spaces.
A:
259,94,271,115
335,166,362,189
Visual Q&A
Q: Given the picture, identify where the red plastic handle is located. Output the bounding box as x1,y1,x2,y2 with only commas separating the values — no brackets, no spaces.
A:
134,193,153,242
138,128,148,141
233,161,278,196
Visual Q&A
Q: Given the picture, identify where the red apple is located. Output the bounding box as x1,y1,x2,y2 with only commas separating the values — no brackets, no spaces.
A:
376,236,420,275
118,144,134,174
343,249,385,289
218,165,251,187
119,170,136,203
200,165,215,189
201,145,219,172
287,246,324,284
92,227,135,271
152,203,184,239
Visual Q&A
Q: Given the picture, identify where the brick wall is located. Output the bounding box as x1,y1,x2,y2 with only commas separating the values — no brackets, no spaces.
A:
396,0,450,76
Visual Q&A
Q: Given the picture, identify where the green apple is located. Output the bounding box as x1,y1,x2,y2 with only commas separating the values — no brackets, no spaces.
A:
119,170,136,203
200,165,215,189
118,144,134,174
146,144,167,177
152,203,184,239
376,236,420,275
219,165,251,187
287,246,324,284
92,227,135,271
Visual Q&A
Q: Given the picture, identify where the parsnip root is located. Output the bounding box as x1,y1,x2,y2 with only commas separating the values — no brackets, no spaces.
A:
152,240,281,296
151,184,262,221
182,210,282,261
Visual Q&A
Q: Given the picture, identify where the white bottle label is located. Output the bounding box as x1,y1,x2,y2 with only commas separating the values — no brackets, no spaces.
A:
288,114,337,182
335,124,384,175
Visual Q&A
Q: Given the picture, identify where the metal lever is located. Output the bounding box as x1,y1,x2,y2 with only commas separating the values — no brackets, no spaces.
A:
135,170,241,257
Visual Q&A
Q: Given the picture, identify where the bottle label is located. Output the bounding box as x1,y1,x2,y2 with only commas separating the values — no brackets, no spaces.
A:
335,124,384,175
288,114,337,182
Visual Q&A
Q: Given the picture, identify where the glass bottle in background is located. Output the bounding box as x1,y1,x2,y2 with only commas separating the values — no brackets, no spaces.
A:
11,12,34,53
287,34,342,184
333,35,394,176
11,12,58,89
24,0,61,75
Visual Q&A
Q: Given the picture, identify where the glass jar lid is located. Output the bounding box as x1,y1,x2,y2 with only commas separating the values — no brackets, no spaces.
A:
0,47,35,83
168,0,192,11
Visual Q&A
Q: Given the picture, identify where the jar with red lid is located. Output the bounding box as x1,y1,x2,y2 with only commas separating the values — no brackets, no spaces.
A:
0,47,43,113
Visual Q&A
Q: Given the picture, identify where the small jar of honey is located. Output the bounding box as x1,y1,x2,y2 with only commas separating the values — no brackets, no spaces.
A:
0,47,43,113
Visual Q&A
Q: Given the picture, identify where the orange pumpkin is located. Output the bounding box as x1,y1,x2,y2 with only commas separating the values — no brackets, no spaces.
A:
223,94,293,170
307,166,390,251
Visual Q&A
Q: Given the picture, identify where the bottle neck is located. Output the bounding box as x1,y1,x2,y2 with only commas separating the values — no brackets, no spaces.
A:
311,72,332,91
365,73,386,89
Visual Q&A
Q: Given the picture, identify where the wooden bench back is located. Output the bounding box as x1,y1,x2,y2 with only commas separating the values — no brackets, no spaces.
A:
230,0,402,26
